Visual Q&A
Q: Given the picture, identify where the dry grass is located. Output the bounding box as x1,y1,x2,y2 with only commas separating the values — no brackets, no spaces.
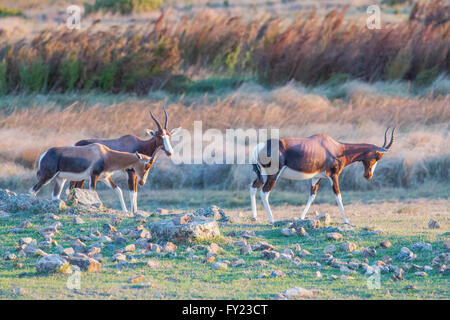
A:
0,82,448,191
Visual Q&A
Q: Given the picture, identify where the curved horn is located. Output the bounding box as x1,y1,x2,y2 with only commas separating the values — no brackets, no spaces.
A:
385,127,395,150
150,110,162,132
163,107,168,129
382,127,390,148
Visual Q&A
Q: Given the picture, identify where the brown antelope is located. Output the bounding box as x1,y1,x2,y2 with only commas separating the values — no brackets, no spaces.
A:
69,109,180,215
250,128,395,225
29,143,155,211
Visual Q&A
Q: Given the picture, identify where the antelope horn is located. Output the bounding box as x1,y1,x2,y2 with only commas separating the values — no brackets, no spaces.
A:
163,107,168,129
382,127,390,148
385,127,395,150
150,110,162,132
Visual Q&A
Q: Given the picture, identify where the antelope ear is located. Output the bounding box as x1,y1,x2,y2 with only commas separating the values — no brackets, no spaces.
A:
135,152,143,160
146,129,156,137
375,147,389,153
170,127,182,136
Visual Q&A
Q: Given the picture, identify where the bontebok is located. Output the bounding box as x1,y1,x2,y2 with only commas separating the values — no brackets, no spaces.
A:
250,128,395,225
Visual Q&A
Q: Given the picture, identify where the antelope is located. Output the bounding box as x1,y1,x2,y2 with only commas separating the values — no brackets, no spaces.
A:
69,109,180,215
29,143,155,211
250,128,395,226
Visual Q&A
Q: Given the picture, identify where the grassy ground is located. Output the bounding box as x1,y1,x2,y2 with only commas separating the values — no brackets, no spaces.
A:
0,186,448,300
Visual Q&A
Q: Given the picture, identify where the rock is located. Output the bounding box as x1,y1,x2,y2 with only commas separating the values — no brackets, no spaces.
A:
412,242,432,252
0,189,66,213
0,211,11,218
172,214,193,225
36,255,69,273
396,247,416,262
270,270,286,278
3,252,17,261
362,247,377,258
124,244,135,252
128,275,145,283
135,238,151,249
18,220,32,229
271,293,287,300
148,215,220,243
103,224,117,234
206,243,221,255
39,225,60,238
19,237,37,246
326,232,343,241
279,253,292,261
297,249,311,258
282,287,314,298
14,287,26,295
315,271,322,278
68,255,101,272
192,205,228,221
240,244,253,255
341,242,357,252
428,219,440,229
203,255,215,263
281,227,296,237
162,242,177,253
262,250,279,260
282,248,294,258
324,244,337,254
391,267,404,281
290,219,318,230
231,258,245,267
66,188,102,207
147,259,161,269
404,285,417,290
112,253,127,262
315,212,331,226
149,243,162,252
157,208,169,215
414,271,428,277
296,227,308,237
443,241,450,252
379,241,392,249
211,262,228,270
240,230,256,239
73,217,85,225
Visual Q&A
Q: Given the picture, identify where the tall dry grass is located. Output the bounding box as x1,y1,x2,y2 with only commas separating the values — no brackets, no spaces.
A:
0,83,448,191
0,1,448,94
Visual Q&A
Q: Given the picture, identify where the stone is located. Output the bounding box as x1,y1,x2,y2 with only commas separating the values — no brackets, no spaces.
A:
162,242,177,253
212,262,228,270
281,227,296,237
36,255,69,273
0,211,11,218
60,247,75,256
240,244,253,255
39,225,60,238
66,188,102,207
414,271,428,277
23,245,47,257
73,217,85,225
124,244,136,252
315,212,331,226
128,275,145,283
149,215,220,243
297,249,311,258
326,232,343,241
290,219,317,230
112,253,127,262
18,220,32,229
379,241,392,249
203,255,215,263
3,252,17,260
103,224,117,234
231,258,245,267
443,241,450,252
0,189,65,213
411,242,432,252
149,243,162,252
296,227,308,237
396,247,416,262
270,270,286,278
262,250,279,260
172,214,193,225
68,255,101,272
341,242,357,252
19,237,37,246
279,253,292,261
405,285,417,290
147,259,161,269
324,244,337,254
135,238,151,249
282,287,314,299
240,230,256,239
192,205,228,221
428,219,440,229
362,247,377,258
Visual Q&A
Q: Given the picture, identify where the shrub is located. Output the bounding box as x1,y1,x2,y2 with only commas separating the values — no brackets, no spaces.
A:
85,0,163,15
0,7,24,18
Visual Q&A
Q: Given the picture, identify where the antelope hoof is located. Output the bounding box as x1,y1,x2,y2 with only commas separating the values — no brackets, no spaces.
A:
343,220,355,227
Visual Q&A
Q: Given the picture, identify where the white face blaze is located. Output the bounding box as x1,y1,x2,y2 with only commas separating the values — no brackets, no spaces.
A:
162,131,174,156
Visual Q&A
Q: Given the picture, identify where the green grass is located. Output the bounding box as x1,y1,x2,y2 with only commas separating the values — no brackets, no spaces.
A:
0,187,448,299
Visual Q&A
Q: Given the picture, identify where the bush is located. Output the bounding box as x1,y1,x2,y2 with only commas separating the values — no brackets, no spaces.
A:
0,7,24,18
85,0,163,15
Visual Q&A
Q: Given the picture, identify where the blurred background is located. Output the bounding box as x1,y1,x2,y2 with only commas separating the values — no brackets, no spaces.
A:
0,0,448,207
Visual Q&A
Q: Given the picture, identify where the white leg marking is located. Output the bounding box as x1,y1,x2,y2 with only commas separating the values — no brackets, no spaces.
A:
300,193,316,220
259,189,274,224
335,193,354,226
114,187,127,213
250,186,258,220
133,191,138,214
52,178,66,200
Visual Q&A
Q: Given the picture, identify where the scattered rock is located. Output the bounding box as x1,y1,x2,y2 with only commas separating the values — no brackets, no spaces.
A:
296,227,308,237
281,227,296,237
362,247,377,258
231,258,245,267
68,254,101,272
270,270,286,278
412,242,432,252
211,262,228,270
414,271,428,277
341,242,357,252
326,232,343,241
3,252,16,261
103,224,117,234
396,247,417,262
66,188,102,207
428,219,440,229
379,241,392,249
162,242,177,253
324,244,337,254
128,275,145,283
124,244,136,252
290,219,319,230
405,285,417,290
149,215,220,243
240,244,253,255
36,255,69,273
73,217,85,225
262,250,279,260
192,205,228,221
282,287,314,299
